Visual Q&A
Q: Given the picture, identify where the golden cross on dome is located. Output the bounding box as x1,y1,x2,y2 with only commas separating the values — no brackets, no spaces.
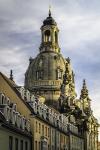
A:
48,0,52,17
49,5,51,17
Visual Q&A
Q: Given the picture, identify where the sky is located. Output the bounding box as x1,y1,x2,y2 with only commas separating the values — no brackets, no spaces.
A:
0,0,100,136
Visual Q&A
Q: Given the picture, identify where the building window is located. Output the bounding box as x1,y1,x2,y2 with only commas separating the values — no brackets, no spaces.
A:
48,144,50,150
61,135,63,143
39,123,41,134
42,125,44,136
36,121,38,132
64,136,65,145
45,126,47,136
39,142,41,150
25,141,28,150
1,94,5,104
20,140,23,150
35,141,37,150
15,138,18,150
9,136,13,150
48,128,50,137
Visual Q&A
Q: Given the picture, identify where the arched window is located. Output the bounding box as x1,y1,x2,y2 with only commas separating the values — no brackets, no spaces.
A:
44,30,51,42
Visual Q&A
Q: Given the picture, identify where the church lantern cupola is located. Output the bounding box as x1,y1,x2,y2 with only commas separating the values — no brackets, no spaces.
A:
40,9,60,53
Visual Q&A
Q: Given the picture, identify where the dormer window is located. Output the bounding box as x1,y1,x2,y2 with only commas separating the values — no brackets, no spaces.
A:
21,117,25,130
0,93,5,104
5,106,10,122
25,90,31,102
19,87,25,99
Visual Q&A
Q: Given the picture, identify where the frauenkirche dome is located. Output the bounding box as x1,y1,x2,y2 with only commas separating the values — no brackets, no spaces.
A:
25,10,76,107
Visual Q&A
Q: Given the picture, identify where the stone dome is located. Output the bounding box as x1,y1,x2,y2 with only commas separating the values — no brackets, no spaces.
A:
25,51,66,90
25,11,75,106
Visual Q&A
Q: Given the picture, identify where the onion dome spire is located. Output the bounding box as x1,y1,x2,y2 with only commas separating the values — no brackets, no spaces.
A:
80,79,89,99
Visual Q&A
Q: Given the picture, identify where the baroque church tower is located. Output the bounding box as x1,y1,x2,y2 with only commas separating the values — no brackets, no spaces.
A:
25,10,77,108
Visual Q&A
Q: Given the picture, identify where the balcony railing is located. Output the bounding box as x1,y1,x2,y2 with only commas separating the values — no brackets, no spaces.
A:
32,80,62,87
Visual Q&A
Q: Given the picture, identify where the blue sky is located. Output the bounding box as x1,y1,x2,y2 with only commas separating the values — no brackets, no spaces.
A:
0,0,100,133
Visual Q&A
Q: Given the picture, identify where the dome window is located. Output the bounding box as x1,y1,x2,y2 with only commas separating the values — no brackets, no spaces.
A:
56,68,62,80
36,70,43,80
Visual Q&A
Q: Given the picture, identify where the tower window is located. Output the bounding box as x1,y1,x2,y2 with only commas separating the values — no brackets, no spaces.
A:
44,30,51,42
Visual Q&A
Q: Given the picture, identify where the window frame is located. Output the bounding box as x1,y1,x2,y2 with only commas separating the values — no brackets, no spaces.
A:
9,136,13,150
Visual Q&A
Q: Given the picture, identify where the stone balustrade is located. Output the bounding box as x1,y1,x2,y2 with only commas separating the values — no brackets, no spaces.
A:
31,80,62,87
